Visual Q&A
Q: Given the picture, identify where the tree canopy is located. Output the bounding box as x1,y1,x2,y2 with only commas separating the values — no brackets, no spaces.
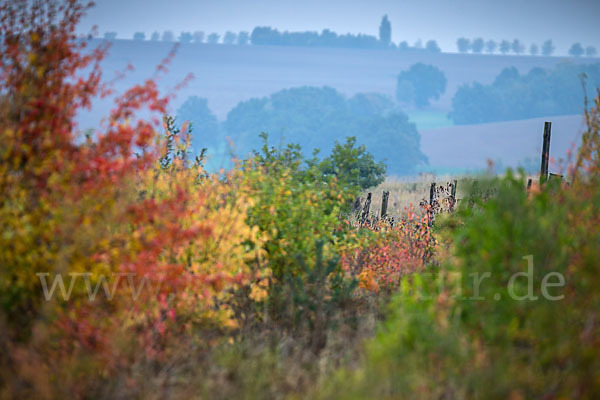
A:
396,63,447,108
224,87,426,175
379,15,391,47
449,63,600,124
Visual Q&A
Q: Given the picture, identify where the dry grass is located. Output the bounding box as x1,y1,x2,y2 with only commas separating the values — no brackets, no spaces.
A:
358,174,463,219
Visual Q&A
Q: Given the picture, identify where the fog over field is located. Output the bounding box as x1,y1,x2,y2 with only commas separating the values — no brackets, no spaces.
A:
78,39,595,173
80,0,600,55
71,0,600,175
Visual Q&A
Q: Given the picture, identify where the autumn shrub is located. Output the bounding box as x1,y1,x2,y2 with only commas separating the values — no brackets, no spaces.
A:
0,2,267,397
341,206,435,293
230,134,373,347
318,93,600,399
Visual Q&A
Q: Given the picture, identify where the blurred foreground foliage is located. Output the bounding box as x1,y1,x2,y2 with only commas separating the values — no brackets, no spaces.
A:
1,1,599,399
318,92,600,399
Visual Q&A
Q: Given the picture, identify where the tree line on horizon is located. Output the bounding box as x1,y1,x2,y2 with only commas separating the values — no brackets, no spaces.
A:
99,15,597,57
98,16,434,52
456,37,597,57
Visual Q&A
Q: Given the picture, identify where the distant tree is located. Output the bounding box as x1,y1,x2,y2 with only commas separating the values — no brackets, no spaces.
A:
485,40,497,54
511,39,524,55
133,32,145,41
529,43,539,56
150,31,160,41
249,26,384,49
541,39,555,56
179,31,193,43
193,31,205,43
250,27,277,45
586,46,598,58
499,40,511,54
396,63,447,108
162,30,175,42
471,39,484,53
471,38,484,53
103,31,117,40
457,37,470,53
414,39,423,49
425,40,440,53
321,29,338,46
379,15,391,46
398,41,409,51
223,31,237,45
395,79,416,104
207,33,220,44
449,63,600,124
177,97,221,150
237,31,249,45
224,86,425,174
569,43,584,57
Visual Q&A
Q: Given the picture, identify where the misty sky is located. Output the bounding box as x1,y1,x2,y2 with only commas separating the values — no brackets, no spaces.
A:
80,0,600,54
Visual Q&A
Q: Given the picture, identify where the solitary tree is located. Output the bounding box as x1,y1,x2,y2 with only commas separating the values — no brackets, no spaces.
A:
103,31,117,40
529,43,539,56
425,40,441,53
162,30,175,42
541,39,555,56
586,46,598,58
396,63,447,108
223,31,237,45
133,32,145,41
207,33,220,44
379,15,391,46
499,40,511,54
485,40,497,54
398,41,409,51
569,43,584,57
471,38,484,53
150,31,160,41
457,37,470,53
237,31,250,45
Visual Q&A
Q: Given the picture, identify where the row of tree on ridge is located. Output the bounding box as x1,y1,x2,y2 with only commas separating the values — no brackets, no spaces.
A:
98,16,597,57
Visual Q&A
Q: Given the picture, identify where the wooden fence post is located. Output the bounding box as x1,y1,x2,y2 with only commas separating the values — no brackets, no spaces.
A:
540,121,551,183
428,182,436,227
527,178,532,191
429,182,436,206
380,190,389,219
361,192,372,224
450,179,458,211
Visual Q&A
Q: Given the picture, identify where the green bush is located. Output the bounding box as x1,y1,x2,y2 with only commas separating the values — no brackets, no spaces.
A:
319,172,600,399
318,136,386,191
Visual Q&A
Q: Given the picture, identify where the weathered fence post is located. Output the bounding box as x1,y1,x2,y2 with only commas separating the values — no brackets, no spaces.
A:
428,182,436,227
450,179,458,211
361,192,372,224
540,121,551,183
429,182,436,206
353,197,361,214
527,178,532,191
380,191,389,219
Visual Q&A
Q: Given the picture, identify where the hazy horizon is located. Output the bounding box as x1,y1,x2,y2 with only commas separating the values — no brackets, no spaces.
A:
80,0,600,54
